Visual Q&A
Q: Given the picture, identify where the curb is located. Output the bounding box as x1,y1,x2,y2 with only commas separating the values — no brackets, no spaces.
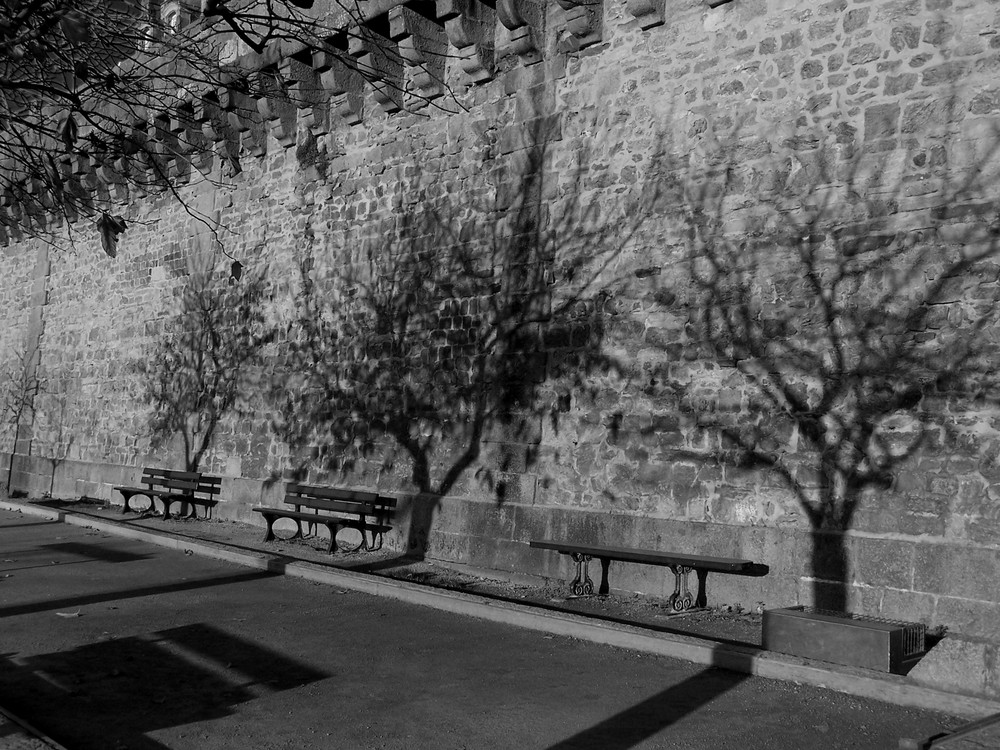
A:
0,704,69,750
4,499,999,721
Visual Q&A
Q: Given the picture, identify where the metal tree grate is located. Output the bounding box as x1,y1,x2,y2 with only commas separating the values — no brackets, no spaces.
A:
796,606,927,657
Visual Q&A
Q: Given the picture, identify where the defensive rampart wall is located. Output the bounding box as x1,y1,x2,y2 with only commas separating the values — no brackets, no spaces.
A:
5,0,1000,655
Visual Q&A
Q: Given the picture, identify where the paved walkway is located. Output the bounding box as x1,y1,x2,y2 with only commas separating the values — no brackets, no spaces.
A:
0,508,970,749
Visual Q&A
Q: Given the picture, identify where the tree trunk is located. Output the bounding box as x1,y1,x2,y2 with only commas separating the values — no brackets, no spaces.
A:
809,528,849,611
404,491,440,560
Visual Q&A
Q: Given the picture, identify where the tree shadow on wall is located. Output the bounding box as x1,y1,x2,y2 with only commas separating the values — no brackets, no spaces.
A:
138,261,273,473
1,339,45,495
270,121,658,560
642,112,1000,611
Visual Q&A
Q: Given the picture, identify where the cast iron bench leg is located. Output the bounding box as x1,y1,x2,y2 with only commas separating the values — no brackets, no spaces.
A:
570,552,595,596
668,564,695,611
325,522,340,554
261,515,277,543
598,557,611,596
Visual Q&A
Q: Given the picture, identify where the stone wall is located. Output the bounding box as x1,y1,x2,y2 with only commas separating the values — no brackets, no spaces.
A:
5,0,1000,641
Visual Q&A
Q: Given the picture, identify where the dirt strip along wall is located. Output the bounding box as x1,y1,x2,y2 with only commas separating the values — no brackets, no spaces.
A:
4,0,1000,640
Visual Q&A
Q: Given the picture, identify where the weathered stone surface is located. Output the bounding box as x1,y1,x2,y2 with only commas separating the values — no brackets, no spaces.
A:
908,636,998,698
4,0,1000,642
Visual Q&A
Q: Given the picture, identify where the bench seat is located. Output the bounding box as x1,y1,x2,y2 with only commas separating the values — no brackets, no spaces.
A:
114,468,222,520
252,483,395,554
530,539,767,612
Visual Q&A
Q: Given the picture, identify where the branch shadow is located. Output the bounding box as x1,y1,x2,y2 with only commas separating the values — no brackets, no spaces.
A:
137,259,273,472
638,101,1000,610
266,112,659,563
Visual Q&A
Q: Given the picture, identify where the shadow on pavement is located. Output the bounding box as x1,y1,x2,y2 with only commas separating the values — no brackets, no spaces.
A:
545,653,750,750
0,520,61,531
0,623,328,750
40,541,152,563
0,570,279,618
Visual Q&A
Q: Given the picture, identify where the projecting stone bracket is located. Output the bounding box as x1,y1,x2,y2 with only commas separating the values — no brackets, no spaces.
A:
555,0,603,51
195,92,242,174
168,101,208,179
218,80,268,157
313,48,365,126
626,0,665,29
497,0,543,66
350,24,404,114
389,5,448,105
436,0,495,84
255,66,299,148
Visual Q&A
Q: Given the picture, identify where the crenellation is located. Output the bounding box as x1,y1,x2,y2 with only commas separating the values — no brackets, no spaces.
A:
436,0,497,83
313,47,366,126
554,0,604,52
279,56,330,138
389,5,450,104
350,19,406,114
496,0,545,65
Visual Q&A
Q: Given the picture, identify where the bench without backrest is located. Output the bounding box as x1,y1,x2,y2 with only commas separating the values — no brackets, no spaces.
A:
114,468,222,520
252,483,396,554
530,540,768,612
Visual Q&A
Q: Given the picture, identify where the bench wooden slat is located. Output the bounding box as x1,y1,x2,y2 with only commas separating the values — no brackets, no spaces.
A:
529,541,752,572
530,538,768,610
115,467,222,520
143,478,216,493
286,483,384,504
142,469,202,480
283,497,380,516
256,508,391,529
253,482,395,554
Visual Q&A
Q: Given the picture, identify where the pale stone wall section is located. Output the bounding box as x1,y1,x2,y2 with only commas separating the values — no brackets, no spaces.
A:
5,0,1000,640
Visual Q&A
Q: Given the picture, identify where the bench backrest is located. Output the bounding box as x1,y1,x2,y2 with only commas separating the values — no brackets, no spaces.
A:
285,483,396,525
141,468,222,498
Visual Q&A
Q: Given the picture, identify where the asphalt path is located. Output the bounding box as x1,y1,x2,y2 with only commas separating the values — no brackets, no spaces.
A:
0,509,958,750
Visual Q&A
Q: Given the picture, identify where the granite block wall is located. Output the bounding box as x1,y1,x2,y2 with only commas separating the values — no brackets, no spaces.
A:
4,0,1000,639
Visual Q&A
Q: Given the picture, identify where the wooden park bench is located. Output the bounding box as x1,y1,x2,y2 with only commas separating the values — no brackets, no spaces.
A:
114,468,222,520
252,483,396,554
530,539,768,612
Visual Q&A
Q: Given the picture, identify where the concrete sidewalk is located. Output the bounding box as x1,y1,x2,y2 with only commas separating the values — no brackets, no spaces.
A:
0,505,983,750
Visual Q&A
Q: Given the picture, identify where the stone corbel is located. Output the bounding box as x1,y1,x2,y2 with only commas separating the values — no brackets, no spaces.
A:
280,56,330,136
119,120,151,196
496,0,543,66
146,114,176,189
349,22,404,114
313,48,365,126
255,66,299,148
626,0,665,29
555,0,603,51
53,155,91,215
389,6,448,105
436,0,495,83
194,92,242,174
218,80,267,157
92,153,128,202
168,102,204,181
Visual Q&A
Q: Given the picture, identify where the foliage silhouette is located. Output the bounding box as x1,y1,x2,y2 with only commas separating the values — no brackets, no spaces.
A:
644,116,1000,610
138,262,272,472
270,126,656,557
